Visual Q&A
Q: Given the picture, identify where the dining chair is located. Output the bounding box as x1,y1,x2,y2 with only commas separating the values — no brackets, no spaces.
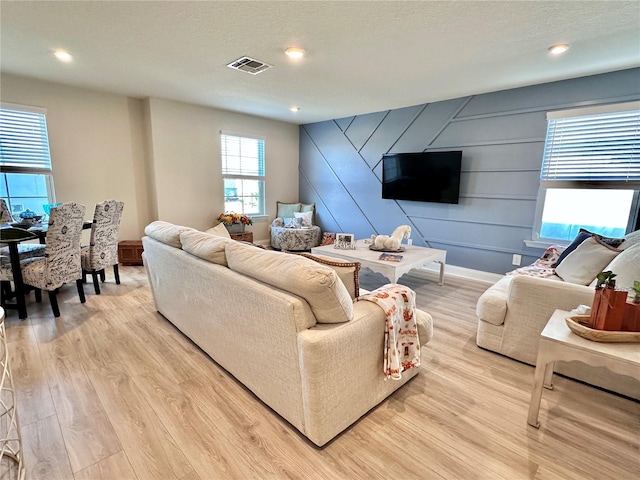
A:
1,199,46,258
81,200,124,294
20,202,87,317
0,199,12,223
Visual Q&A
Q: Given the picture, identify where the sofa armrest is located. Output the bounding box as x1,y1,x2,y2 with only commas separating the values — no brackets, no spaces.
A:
296,300,430,446
271,217,284,227
498,275,595,364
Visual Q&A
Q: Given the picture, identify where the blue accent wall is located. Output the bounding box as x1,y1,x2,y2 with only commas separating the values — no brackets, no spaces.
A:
299,68,640,274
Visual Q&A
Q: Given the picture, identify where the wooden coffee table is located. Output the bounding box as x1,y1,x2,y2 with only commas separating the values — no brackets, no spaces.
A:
527,309,640,428
311,239,446,285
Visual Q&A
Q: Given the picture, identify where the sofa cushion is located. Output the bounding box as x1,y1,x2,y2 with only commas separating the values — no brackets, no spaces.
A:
205,222,232,239
292,252,360,299
226,242,353,324
595,242,640,295
276,201,301,219
476,276,514,326
555,236,620,285
300,203,315,213
180,230,231,266
144,221,195,248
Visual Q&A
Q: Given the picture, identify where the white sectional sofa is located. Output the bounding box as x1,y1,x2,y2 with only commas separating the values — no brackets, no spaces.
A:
476,230,640,399
142,221,433,446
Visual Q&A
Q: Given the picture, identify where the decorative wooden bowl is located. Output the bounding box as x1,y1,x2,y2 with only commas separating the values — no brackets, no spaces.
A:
565,316,640,343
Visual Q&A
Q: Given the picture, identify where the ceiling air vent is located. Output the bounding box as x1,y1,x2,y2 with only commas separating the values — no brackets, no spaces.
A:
227,56,272,75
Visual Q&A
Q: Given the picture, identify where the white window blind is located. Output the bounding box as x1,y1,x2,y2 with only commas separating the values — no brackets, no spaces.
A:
0,105,53,174
221,133,265,177
540,104,640,187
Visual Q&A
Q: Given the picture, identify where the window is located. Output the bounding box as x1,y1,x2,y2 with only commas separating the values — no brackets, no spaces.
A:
220,132,265,216
0,103,55,218
534,102,640,242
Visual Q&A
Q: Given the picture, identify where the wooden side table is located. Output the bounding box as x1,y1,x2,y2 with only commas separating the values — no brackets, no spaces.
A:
230,232,253,243
118,240,144,265
527,309,640,428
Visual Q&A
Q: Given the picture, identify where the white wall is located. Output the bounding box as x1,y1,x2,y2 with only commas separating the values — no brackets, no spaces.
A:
146,98,299,239
1,73,146,241
0,74,300,242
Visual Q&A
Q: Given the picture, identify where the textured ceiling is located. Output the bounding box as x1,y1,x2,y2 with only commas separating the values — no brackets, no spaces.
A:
1,1,639,124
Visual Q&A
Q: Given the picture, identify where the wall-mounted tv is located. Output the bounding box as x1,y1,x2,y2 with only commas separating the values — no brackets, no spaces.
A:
382,151,462,204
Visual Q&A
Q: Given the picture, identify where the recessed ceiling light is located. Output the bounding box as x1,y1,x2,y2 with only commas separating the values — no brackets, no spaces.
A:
290,106,300,112
54,49,73,62
285,47,305,59
548,44,570,55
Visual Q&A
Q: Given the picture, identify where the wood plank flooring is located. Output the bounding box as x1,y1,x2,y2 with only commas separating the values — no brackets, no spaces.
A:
4,265,639,479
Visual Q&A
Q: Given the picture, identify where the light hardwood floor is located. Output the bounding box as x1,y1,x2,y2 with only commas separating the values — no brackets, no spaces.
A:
5,266,639,480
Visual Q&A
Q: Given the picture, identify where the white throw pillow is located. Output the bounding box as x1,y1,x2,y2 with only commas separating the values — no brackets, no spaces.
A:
144,221,195,248
205,222,231,239
621,229,640,250
598,242,640,295
225,242,353,324
555,236,620,285
180,230,231,266
294,211,313,227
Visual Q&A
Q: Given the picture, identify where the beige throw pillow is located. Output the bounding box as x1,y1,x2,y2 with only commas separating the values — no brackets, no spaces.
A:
205,222,232,239
144,221,195,248
180,230,231,266
597,242,640,295
292,252,360,299
225,242,353,324
555,236,620,285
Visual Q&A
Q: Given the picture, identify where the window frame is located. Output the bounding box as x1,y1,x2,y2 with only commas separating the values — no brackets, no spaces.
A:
532,101,640,244
220,131,266,217
0,103,56,216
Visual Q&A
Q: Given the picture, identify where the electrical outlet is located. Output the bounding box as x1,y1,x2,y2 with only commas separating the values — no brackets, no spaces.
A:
512,254,522,266
407,239,413,246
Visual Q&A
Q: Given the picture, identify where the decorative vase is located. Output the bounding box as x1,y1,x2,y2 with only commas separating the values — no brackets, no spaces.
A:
590,287,628,331
225,223,245,234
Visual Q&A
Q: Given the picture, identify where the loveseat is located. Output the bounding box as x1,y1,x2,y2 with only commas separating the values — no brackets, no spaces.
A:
142,221,433,446
476,229,640,399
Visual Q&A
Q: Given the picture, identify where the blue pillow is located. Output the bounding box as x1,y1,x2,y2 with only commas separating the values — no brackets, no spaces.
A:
553,231,592,267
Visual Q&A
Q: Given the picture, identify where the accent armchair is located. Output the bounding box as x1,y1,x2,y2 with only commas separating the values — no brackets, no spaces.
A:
270,202,321,251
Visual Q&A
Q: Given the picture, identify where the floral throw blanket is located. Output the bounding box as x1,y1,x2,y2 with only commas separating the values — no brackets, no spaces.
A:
506,245,566,278
357,284,420,380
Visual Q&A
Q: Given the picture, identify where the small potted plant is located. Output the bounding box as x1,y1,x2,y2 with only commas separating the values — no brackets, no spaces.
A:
590,271,627,331
216,212,253,233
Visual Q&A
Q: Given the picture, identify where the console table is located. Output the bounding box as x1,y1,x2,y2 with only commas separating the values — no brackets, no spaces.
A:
527,309,640,428
312,239,446,285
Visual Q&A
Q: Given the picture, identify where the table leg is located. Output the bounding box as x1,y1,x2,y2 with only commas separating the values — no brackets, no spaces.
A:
438,261,445,286
527,350,552,428
543,360,555,390
7,243,27,319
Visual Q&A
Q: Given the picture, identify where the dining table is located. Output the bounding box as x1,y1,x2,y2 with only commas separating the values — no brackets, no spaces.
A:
0,221,92,319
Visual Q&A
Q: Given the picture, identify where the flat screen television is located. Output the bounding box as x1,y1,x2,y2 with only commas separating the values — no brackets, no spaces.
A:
382,151,462,204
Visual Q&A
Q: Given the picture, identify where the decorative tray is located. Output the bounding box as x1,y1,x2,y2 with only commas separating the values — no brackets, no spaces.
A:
565,316,640,343
368,245,406,253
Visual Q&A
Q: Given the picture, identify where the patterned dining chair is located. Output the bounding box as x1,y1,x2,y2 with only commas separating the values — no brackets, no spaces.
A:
81,200,124,294
20,202,86,317
0,199,46,290
0,199,12,223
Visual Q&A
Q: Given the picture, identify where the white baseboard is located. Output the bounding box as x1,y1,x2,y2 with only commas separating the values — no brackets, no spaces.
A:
413,264,503,284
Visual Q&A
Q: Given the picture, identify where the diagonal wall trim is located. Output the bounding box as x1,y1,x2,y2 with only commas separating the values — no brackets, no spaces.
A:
300,69,640,274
